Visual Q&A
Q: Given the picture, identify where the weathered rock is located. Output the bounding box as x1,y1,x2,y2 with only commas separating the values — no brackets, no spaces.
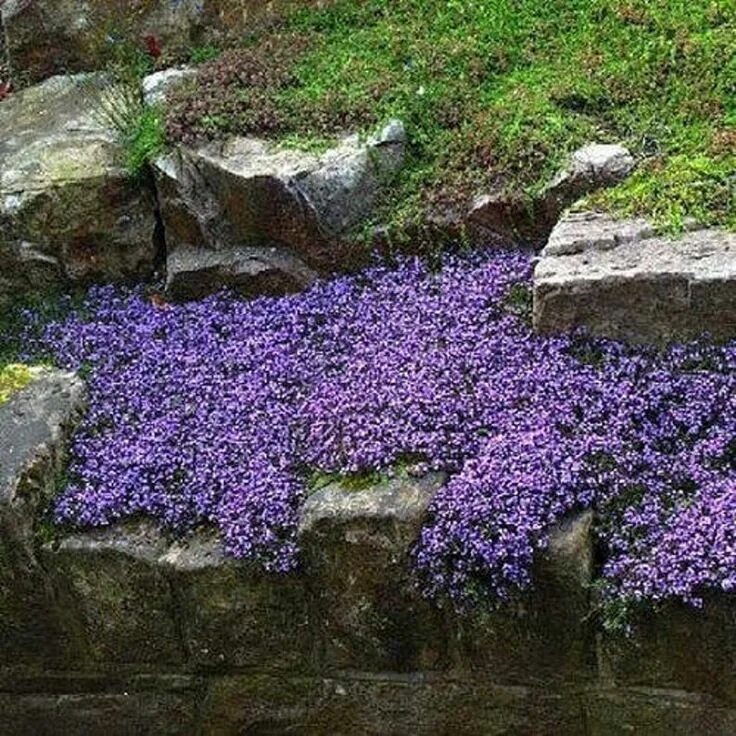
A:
542,144,635,219
162,531,314,672
142,66,196,107
43,521,184,667
0,75,159,307
0,675,200,736
533,210,736,343
0,370,87,667
199,673,587,736
600,595,736,705
165,244,319,301
449,510,596,685
155,121,406,299
586,688,736,736
298,471,447,672
2,0,327,86
466,143,634,247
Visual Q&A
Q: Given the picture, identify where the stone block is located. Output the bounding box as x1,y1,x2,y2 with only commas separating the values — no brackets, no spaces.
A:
298,472,448,673
534,211,736,343
448,510,596,685
162,531,314,672
43,521,184,668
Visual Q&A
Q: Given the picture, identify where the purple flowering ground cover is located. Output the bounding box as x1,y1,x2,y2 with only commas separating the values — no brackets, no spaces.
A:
26,249,736,621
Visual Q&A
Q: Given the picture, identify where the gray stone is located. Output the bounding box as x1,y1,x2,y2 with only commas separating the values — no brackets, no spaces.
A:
0,75,159,307
298,471,447,672
534,210,736,343
450,510,596,685
600,595,736,706
466,143,634,247
162,531,314,672
543,143,635,218
0,676,199,736
44,521,184,667
155,121,406,300
199,673,587,735
586,688,736,736
0,369,87,667
142,67,197,107
165,244,318,301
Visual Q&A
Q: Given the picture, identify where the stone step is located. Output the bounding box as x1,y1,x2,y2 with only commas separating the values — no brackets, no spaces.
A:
533,210,736,344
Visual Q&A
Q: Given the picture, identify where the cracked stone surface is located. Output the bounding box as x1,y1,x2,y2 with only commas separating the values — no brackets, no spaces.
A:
155,120,406,300
533,210,736,343
0,74,159,307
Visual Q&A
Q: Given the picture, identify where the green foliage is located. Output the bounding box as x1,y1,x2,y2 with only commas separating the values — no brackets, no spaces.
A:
169,0,736,232
124,105,166,176
82,35,165,177
190,44,221,64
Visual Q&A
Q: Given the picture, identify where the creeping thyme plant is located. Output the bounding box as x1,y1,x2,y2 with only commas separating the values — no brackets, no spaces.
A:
11,248,734,628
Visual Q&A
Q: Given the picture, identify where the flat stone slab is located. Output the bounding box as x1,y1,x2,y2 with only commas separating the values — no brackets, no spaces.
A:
533,211,736,343
0,74,158,307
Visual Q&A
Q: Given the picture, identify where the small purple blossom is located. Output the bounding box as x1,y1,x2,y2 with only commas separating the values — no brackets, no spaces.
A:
32,249,736,610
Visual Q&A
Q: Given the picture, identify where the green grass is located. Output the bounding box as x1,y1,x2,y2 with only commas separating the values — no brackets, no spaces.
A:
169,0,736,233
124,105,166,176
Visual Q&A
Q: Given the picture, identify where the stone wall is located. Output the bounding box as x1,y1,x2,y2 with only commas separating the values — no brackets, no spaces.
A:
3,372,736,735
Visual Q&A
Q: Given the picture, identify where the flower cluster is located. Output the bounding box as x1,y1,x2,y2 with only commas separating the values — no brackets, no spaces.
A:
34,249,736,610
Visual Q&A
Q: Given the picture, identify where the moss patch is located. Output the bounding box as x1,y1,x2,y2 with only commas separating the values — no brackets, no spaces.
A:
0,364,34,405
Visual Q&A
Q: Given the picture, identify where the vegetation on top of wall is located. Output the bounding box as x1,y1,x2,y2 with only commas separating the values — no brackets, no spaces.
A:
164,0,735,234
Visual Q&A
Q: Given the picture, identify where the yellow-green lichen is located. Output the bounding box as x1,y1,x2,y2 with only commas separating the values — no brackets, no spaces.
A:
0,364,36,405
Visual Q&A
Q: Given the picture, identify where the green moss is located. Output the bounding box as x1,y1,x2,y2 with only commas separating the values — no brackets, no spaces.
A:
169,0,736,233
0,364,34,405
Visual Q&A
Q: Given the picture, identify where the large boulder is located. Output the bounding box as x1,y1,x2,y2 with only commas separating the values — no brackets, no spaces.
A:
2,0,327,86
155,121,407,300
533,210,736,343
0,75,159,308
0,369,87,667
298,471,448,673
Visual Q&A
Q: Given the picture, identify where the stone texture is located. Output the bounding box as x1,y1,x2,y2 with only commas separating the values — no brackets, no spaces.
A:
142,66,196,107
543,144,635,219
0,75,159,307
2,1,327,85
467,143,634,247
299,471,448,673
449,510,596,686
534,210,736,343
0,675,200,736
586,689,736,736
162,531,314,672
43,521,184,668
198,674,587,736
0,370,87,667
600,595,736,705
165,244,319,301
155,121,406,299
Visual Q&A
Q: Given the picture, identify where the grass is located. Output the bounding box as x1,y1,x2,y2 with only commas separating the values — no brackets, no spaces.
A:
166,0,736,235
